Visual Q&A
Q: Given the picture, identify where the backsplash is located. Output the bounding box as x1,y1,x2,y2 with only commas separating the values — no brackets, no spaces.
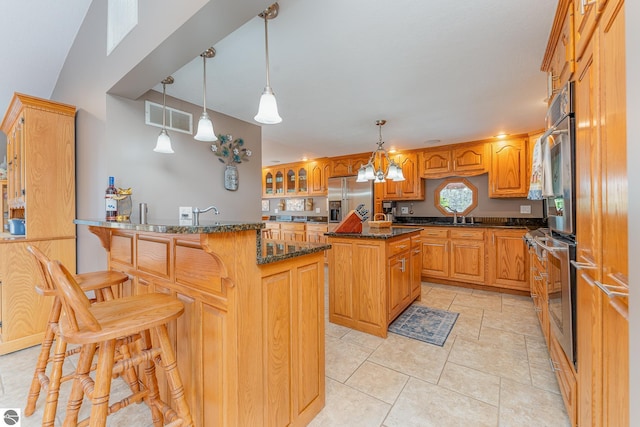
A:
394,174,544,219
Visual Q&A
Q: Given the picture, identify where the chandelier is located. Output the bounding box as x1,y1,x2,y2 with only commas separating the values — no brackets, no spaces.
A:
356,120,405,182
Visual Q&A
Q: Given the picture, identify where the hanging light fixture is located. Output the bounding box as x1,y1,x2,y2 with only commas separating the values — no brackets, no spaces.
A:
154,76,175,154
356,120,406,183
194,47,218,141
254,2,282,124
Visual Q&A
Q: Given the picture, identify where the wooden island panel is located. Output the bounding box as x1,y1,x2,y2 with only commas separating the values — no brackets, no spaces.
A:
91,226,325,427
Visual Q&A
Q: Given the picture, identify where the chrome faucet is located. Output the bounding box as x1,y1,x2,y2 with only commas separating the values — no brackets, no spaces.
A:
445,207,458,224
192,205,220,225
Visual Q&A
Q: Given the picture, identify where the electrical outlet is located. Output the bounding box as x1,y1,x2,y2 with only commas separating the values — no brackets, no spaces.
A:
179,206,193,220
274,208,279,213
401,206,409,214
315,207,320,213
520,205,532,214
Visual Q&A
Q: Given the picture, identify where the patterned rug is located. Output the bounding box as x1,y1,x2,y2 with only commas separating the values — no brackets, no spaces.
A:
388,305,459,346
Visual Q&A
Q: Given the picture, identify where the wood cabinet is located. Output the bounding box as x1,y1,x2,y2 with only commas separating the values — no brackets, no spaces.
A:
263,221,281,239
574,0,606,61
421,227,485,286
262,167,284,198
487,229,529,291
550,331,578,426
93,227,325,427
0,94,77,354
308,160,330,196
283,164,309,195
420,143,488,179
381,152,424,201
280,222,306,242
327,231,421,338
410,236,422,300
0,239,76,354
572,1,628,425
530,247,550,344
329,153,370,177
489,137,529,198
541,0,575,100
1,180,7,233
306,223,328,263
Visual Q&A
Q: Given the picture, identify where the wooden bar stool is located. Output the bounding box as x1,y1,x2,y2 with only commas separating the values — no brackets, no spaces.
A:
47,259,193,427
25,245,131,424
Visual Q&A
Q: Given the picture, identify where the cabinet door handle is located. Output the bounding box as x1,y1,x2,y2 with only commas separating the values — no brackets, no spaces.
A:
400,258,406,272
593,280,628,298
570,260,597,270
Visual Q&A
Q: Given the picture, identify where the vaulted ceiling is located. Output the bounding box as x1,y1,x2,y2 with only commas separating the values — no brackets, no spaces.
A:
1,1,557,165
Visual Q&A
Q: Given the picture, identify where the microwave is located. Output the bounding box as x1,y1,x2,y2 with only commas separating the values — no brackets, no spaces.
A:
543,82,575,237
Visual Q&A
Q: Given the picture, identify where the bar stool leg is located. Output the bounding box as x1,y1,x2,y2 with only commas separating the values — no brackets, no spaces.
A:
140,330,164,427
25,298,62,416
63,343,97,427
41,329,67,427
154,324,193,426
88,339,117,427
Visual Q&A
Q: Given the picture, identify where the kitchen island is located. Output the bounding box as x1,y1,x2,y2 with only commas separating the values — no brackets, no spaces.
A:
326,227,422,337
76,219,329,427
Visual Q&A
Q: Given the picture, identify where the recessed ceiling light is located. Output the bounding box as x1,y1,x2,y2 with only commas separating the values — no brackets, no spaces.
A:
494,133,509,139
301,156,308,161
424,139,441,145
270,160,281,164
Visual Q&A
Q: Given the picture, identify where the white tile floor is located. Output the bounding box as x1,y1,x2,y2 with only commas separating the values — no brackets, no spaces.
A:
0,282,571,426
310,282,571,427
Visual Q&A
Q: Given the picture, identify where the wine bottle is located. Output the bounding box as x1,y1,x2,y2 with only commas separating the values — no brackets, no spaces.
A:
105,176,118,221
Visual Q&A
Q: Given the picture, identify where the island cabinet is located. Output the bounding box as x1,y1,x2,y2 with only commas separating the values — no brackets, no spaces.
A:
327,228,421,338
86,224,326,427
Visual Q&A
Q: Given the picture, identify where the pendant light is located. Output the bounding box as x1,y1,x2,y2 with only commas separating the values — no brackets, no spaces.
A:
254,3,282,124
154,76,175,154
194,47,218,141
356,120,406,183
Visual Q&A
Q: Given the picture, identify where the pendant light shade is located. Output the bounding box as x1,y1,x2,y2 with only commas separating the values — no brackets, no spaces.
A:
254,3,282,124
194,48,218,141
356,120,406,182
154,76,175,154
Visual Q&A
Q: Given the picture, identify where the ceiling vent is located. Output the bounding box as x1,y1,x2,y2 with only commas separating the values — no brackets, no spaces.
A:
145,100,193,135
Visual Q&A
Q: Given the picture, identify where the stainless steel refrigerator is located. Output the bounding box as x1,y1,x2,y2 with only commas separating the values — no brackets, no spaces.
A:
327,176,374,231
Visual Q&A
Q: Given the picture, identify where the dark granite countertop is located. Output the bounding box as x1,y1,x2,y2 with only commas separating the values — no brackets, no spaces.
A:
394,222,530,230
258,239,330,265
325,226,422,240
75,219,329,265
75,218,265,234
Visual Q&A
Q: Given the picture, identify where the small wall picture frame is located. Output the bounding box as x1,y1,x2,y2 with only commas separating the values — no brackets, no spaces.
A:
261,200,270,212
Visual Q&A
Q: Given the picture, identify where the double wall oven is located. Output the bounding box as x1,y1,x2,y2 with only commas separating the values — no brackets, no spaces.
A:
536,81,578,366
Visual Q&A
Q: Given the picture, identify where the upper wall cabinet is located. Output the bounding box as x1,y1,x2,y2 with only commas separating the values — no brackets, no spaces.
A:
262,167,284,198
574,0,607,61
419,143,488,179
308,160,331,196
541,0,575,100
329,153,370,177
489,137,528,198
380,152,424,201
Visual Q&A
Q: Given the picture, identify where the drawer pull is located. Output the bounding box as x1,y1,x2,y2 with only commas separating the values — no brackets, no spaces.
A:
593,280,628,298
396,245,408,250
570,260,597,270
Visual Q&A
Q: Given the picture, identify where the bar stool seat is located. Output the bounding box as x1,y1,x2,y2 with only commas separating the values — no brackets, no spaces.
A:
47,259,193,427
24,245,129,422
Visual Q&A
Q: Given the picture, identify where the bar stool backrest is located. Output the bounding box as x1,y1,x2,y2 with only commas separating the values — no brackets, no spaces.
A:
46,260,102,334
26,245,57,296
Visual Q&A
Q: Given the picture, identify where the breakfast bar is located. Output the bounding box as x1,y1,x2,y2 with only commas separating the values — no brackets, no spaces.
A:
75,219,329,427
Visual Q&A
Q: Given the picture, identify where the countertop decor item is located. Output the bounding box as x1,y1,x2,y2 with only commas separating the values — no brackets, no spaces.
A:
211,134,252,191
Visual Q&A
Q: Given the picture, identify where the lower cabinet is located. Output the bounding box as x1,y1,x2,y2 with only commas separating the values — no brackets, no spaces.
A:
487,229,529,291
549,332,578,426
420,227,488,287
530,247,549,344
0,238,76,355
327,232,421,337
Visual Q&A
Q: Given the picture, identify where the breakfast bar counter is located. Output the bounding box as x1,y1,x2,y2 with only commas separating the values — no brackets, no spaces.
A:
76,219,328,427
